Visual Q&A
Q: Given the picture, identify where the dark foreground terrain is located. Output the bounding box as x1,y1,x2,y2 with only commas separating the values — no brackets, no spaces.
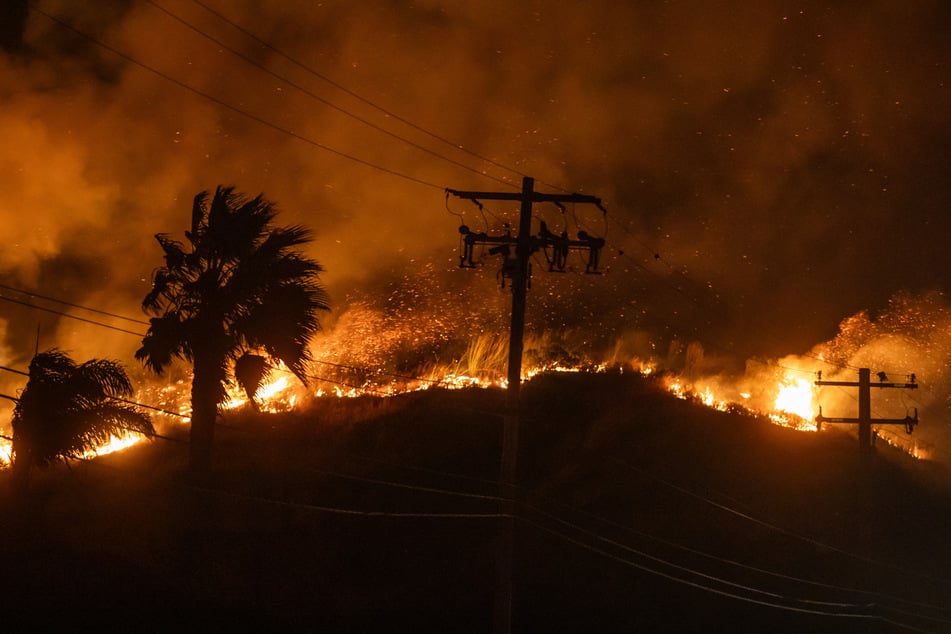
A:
2,371,950,632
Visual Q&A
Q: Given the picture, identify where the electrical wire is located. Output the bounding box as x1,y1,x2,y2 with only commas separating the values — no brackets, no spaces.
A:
0,286,488,401
517,514,881,620
186,0,565,190
606,214,725,308
29,5,446,192
608,455,951,589
188,484,509,519
276,439,951,622
144,0,515,190
4,377,945,627
0,292,146,337
524,492,951,620
303,466,504,502
0,283,149,325
340,450,500,488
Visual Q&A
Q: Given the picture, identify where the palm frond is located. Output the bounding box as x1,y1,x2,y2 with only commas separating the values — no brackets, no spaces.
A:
191,190,209,237
136,315,189,373
75,358,135,398
12,349,153,467
155,233,187,269
234,352,271,401
235,285,327,382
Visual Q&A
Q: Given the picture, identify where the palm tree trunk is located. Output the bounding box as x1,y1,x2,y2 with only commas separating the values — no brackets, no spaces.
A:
189,352,222,478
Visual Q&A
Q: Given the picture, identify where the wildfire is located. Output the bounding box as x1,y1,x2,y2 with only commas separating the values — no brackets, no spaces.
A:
0,344,931,470
81,433,145,458
769,377,818,431
662,370,819,432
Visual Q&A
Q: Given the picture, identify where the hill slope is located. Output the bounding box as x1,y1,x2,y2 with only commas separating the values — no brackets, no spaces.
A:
2,371,949,632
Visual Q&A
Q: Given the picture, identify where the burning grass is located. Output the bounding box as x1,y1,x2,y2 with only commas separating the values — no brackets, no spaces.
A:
2,291,948,469
0,342,933,469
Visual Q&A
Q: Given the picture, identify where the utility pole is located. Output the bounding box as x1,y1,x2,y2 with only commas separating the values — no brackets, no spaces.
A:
447,176,605,634
814,368,918,451
449,176,606,410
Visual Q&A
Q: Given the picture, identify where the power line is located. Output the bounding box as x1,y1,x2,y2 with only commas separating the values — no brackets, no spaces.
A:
189,484,510,519
526,491,951,619
30,5,446,192
0,364,187,422
518,514,881,620
341,449,500,488
3,375,943,626
0,283,149,325
303,466,504,502
324,442,948,621
187,0,563,191
608,455,951,589
0,292,146,337
144,0,515,190
607,228,729,319
0,285,469,397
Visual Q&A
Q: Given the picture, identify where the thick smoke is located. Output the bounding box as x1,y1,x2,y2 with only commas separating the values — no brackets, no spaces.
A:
1,2,949,435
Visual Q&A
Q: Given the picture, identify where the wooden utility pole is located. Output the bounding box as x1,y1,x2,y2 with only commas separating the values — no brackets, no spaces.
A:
814,368,918,451
448,177,606,411
447,176,605,634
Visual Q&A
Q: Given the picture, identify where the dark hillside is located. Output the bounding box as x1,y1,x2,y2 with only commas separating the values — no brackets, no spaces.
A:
2,372,949,632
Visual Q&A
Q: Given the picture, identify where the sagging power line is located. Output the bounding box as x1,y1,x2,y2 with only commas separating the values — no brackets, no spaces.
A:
144,0,516,190
186,0,564,191
30,6,446,192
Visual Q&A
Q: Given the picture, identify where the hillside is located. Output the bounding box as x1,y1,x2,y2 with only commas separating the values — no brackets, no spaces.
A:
2,371,950,632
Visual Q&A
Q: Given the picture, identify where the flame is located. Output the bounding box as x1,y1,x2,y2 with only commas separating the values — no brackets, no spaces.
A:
0,334,931,470
81,433,145,458
769,376,818,430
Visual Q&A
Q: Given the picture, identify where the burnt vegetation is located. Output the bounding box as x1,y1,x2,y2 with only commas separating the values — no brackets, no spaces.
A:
2,371,950,632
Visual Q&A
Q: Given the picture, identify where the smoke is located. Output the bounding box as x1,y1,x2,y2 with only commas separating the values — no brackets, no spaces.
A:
1,2,950,431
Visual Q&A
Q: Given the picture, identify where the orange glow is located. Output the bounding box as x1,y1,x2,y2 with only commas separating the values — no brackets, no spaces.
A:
82,433,145,458
774,377,815,419
0,347,930,470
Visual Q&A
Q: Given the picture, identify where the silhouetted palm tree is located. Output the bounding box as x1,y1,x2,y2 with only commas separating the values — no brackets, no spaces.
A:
136,185,330,475
11,349,153,493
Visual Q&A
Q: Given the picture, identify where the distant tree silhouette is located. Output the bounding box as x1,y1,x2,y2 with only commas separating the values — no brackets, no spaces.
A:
11,349,153,493
136,185,330,476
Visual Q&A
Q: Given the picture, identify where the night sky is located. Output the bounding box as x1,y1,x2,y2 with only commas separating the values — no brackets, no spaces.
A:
1,1,949,394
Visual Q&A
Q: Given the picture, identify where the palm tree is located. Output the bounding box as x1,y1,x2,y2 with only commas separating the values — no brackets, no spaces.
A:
11,349,153,493
136,185,330,475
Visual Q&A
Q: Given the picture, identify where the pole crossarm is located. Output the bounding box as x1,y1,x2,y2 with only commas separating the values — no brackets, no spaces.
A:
815,413,918,426
815,381,918,389
449,182,606,275
445,187,606,212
